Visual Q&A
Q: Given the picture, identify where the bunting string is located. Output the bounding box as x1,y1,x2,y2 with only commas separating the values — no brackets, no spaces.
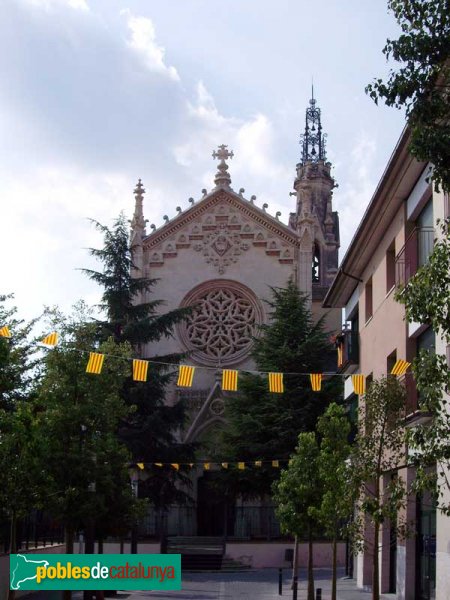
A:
0,327,413,393
132,458,289,471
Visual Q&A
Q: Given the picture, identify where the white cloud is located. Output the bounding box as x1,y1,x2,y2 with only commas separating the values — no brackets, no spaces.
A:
171,81,293,222
122,10,180,82
0,165,134,320
21,0,89,11
335,132,377,256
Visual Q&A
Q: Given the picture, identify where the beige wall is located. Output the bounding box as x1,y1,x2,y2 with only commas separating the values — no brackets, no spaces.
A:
357,203,407,379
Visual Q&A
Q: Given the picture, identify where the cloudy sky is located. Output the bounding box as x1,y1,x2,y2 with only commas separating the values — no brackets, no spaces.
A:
1,0,406,321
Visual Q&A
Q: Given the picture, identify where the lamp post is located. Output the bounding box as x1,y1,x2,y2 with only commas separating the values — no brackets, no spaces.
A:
128,467,139,554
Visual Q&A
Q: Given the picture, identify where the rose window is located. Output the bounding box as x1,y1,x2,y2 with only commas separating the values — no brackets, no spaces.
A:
178,281,263,366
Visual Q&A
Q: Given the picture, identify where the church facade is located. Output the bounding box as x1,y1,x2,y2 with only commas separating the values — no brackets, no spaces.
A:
130,96,341,537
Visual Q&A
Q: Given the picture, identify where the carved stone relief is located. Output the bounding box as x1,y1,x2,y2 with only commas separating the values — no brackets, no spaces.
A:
177,280,263,366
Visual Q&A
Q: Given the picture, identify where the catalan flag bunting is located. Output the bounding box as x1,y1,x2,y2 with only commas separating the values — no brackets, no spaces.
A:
238,462,245,470
272,460,279,468
154,463,163,467
177,365,195,387
221,462,229,469
171,463,180,471
0,326,11,338
86,352,105,375
352,374,366,395
310,373,322,392
222,369,238,391
337,344,343,368
41,332,58,346
391,359,411,377
203,463,210,470
268,372,284,393
255,460,262,467
137,463,145,470
133,359,149,382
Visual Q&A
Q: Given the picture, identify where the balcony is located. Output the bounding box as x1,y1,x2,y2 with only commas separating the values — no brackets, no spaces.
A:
395,227,435,287
403,374,433,428
336,328,359,372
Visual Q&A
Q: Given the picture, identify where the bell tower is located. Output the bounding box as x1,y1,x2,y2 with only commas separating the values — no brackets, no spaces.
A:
292,89,339,302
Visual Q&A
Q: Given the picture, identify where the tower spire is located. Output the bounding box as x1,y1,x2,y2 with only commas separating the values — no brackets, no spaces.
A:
299,89,327,164
131,178,147,237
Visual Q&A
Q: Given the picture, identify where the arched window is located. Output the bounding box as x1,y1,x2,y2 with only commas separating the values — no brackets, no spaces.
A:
312,244,320,283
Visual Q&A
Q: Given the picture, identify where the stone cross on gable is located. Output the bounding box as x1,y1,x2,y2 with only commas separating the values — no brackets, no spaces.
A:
212,144,234,188
212,144,234,163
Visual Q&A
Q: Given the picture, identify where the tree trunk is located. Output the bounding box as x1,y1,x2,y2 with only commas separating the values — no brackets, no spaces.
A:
331,532,337,600
291,535,299,589
63,526,74,600
7,513,17,600
307,524,314,600
372,520,380,600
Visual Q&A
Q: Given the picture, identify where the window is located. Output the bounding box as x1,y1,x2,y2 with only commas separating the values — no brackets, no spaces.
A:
416,200,434,268
387,349,397,377
386,241,396,292
312,244,320,283
415,327,435,408
365,277,373,322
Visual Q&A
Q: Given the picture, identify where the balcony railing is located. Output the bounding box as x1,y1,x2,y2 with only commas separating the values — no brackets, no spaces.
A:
403,374,433,427
395,227,435,287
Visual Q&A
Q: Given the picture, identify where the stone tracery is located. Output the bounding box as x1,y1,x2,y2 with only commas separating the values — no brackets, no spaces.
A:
178,281,263,366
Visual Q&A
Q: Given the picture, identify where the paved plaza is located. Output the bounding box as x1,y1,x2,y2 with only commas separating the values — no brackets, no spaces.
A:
24,569,394,600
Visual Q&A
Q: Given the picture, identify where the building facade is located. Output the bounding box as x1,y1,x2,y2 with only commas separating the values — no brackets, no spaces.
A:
130,96,341,537
324,126,449,600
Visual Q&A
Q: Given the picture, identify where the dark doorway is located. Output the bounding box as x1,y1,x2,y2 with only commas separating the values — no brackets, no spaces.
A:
197,473,234,536
416,492,436,600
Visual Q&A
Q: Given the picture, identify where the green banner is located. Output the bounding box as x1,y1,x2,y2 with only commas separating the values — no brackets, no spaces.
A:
10,553,181,591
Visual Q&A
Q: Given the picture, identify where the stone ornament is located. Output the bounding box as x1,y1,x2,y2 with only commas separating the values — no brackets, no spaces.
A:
193,224,250,274
178,280,263,366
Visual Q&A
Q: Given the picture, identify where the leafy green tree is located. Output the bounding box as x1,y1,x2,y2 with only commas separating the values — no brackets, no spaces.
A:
366,0,450,191
0,294,37,410
395,219,450,511
315,403,353,600
82,214,194,506
36,306,140,600
0,296,43,600
273,432,322,600
219,280,341,498
349,377,408,600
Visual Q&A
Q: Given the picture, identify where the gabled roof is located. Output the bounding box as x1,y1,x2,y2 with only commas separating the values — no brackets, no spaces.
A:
142,186,299,249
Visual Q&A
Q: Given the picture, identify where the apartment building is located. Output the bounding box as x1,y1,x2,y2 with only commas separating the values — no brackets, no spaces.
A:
323,126,449,600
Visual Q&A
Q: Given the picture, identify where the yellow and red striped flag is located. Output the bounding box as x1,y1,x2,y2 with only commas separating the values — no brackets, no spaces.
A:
268,372,284,393
137,462,145,470
238,462,245,470
272,460,279,468
222,369,238,391
221,462,229,469
133,359,149,382
310,373,322,392
391,359,411,377
154,463,163,467
255,460,262,468
352,374,366,395
41,332,58,346
171,463,180,471
0,326,11,338
177,365,195,387
203,462,210,470
337,344,343,368
86,352,104,375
